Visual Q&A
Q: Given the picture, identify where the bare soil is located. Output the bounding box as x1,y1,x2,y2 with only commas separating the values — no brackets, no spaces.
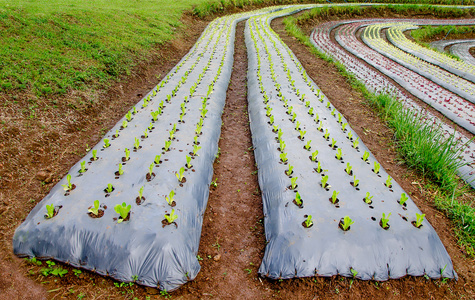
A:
2,7,475,300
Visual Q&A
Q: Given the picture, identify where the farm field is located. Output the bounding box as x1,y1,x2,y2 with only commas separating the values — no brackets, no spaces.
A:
1,1,475,299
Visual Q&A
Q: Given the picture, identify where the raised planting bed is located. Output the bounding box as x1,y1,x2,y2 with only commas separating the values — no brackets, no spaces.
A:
450,41,475,66
12,6,281,291
246,10,457,280
310,19,475,187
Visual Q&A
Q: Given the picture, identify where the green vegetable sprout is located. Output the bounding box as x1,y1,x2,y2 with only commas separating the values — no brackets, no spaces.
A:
352,137,359,149
348,131,353,140
295,192,302,206
287,106,293,115
295,121,301,131
151,111,159,122
311,150,318,162
61,174,73,191
118,164,124,176
331,138,337,148
143,130,149,138
138,186,144,199
321,175,329,188
415,213,425,228
304,140,311,151
362,150,369,162
341,123,348,132
92,149,98,161
364,192,373,204
331,190,339,204
164,140,171,151
148,123,154,131
106,183,114,193
279,140,286,152
266,106,272,117
45,204,55,219
124,148,130,161
291,177,298,189
331,108,336,116
381,213,391,229
164,209,178,224
134,137,140,150
79,161,86,173
353,176,359,188
176,167,185,182
299,130,306,140
88,200,100,216
114,129,119,138
291,113,297,123
345,163,352,175
154,154,161,165
193,145,201,156
286,165,293,176
373,162,380,174
385,175,392,188
193,136,199,145
304,215,313,228
305,101,310,108
186,155,192,169
122,120,128,129
269,115,274,125
280,152,288,163
336,148,343,160
338,113,343,124
166,190,175,206
114,202,131,223
126,111,132,122
308,107,314,116
399,193,408,206
103,138,110,148
324,129,330,140
169,130,175,141
341,216,354,231
149,163,154,176
316,161,322,173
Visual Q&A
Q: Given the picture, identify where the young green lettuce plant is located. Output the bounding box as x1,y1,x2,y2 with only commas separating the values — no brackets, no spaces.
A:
164,209,178,224
117,164,124,176
176,167,185,183
165,190,175,206
364,192,373,204
294,191,302,207
380,213,391,229
335,148,343,160
331,190,339,204
193,145,201,156
304,140,311,151
186,155,192,169
103,138,110,148
280,153,288,163
290,177,298,190
373,161,380,174
92,149,98,161
286,165,293,176
340,216,354,231
331,138,337,149
114,202,131,223
88,200,100,216
321,175,329,189
352,138,359,149
385,175,392,188
154,154,161,165
399,193,408,206
362,151,370,162
352,176,360,188
164,140,172,152
124,148,130,161
414,213,425,228
304,215,313,228
345,163,352,175
45,204,55,219
310,150,318,162
79,161,87,174
61,174,73,191
105,183,114,194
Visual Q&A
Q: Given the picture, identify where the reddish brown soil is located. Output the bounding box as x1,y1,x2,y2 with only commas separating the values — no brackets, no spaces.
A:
2,7,475,300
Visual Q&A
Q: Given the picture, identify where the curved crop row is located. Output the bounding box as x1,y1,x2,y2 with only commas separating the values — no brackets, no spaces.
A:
246,8,456,281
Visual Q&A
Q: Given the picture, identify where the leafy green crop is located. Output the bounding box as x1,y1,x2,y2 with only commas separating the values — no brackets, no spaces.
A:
155,154,161,165
186,155,192,169
118,164,124,176
304,215,313,228
373,161,380,174
364,192,373,204
385,175,392,188
280,152,288,163
61,174,73,191
291,177,298,190
331,190,339,204
381,212,391,229
103,138,111,148
345,163,352,175
134,137,140,150
88,200,100,215
165,209,178,224
415,213,425,227
399,193,408,206
193,145,201,156
122,120,128,129
124,148,130,161
295,192,302,206
166,190,175,206
176,167,185,182
286,165,294,176
92,149,98,161
148,163,154,176
336,148,343,160
311,150,318,162
321,175,329,188
45,204,55,219
79,161,87,173
353,176,359,188
341,216,354,231
114,202,131,223
138,186,144,200
362,150,370,162
106,183,114,193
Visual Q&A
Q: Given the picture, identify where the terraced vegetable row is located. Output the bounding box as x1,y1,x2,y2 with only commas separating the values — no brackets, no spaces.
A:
246,9,456,280
431,39,475,66
12,6,280,291
312,19,475,187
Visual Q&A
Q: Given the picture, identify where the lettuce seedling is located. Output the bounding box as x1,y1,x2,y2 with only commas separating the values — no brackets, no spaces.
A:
114,129,119,138
88,200,100,215
324,129,330,140
291,113,297,123
165,209,178,224
331,109,336,116
385,175,392,188
362,151,369,162
164,140,171,151
114,202,131,223
193,145,201,156
148,123,153,131
138,186,144,199
142,99,148,108
299,130,306,140
291,177,298,189
321,175,329,188
314,113,319,123
151,111,159,121
159,100,164,109
176,167,185,182
336,148,343,160
148,163,154,176
61,174,73,191
287,106,293,115
295,192,302,206
353,176,359,187
399,193,408,206
304,140,311,151
166,94,171,103
134,138,140,150
364,192,373,204
118,164,124,175
305,101,310,108
103,138,110,148
277,129,283,141
345,163,352,175
347,131,353,140
195,124,202,135
352,138,359,149
316,161,322,173
79,161,86,173
126,111,132,122
169,131,175,141
193,136,199,145
45,204,55,219
341,216,354,231
166,190,175,206
331,138,337,148
415,213,425,227
143,130,149,139
381,213,391,229
317,121,323,131
338,113,343,124
133,107,137,114
122,120,128,129
280,153,288,163
92,149,98,161
311,150,318,162
341,123,348,132
286,165,293,176
304,215,313,228
124,148,130,161
186,155,192,169
269,115,274,125
295,121,301,131
331,190,339,204
279,140,286,152
373,162,380,174
106,183,114,193
266,107,272,117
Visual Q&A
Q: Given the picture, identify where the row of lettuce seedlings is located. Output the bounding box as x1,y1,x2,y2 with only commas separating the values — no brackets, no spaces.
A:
250,13,426,232
43,16,233,226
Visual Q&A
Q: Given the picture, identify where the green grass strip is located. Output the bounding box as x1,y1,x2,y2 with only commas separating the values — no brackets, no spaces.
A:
284,11,475,255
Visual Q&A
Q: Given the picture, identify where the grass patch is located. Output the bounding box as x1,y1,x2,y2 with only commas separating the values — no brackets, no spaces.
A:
284,12,475,255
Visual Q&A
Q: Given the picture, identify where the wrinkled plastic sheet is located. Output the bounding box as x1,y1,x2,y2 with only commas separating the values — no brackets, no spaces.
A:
450,41,475,66
12,7,281,291
246,10,457,280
